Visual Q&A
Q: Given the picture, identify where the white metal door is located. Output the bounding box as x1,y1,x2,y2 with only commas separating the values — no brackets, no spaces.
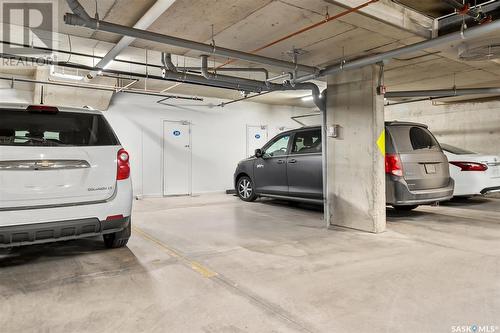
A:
246,125,268,157
163,121,191,196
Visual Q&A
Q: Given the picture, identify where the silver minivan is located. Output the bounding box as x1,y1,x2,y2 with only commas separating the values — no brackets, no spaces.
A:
233,121,454,211
384,121,454,210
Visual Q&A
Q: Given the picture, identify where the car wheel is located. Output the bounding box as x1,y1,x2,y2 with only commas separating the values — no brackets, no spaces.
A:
393,205,418,211
103,221,131,248
237,176,257,202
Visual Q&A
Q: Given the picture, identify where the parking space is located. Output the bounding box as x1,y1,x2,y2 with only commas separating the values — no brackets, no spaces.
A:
2,195,499,332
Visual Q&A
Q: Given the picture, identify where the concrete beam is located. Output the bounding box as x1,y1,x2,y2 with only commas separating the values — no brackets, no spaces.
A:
325,65,386,233
94,0,177,72
327,0,435,39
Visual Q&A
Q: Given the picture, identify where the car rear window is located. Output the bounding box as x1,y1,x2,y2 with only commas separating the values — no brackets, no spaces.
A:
388,125,440,153
0,109,119,146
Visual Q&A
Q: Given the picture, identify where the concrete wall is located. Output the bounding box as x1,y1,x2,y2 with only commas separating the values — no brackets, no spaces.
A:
105,93,310,197
386,99,500,156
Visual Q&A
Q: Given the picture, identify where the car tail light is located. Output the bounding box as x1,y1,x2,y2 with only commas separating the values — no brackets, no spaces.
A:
385,153,403,177
117,148,130,180
26,105,59,113
450,161,488,171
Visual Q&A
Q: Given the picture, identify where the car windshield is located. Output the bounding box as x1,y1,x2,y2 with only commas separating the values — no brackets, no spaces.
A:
440,143,476,155
0,109,119,146
264,135,290,157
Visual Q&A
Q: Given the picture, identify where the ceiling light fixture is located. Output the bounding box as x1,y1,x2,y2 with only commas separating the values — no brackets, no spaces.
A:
50,65,83,81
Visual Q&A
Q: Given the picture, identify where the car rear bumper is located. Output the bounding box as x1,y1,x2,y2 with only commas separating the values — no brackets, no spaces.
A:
0,216,130,248
386,177,455,206
0,180,132,226
480,186,500,195
451,170,500,196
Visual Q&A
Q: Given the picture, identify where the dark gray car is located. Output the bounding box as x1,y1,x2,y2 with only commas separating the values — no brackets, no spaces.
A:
234,122,454,211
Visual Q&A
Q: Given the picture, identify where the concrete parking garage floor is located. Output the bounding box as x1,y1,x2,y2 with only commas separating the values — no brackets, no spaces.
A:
1,194,499,333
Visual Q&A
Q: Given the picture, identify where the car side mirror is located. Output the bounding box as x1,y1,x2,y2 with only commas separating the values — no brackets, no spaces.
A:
255,148,263,158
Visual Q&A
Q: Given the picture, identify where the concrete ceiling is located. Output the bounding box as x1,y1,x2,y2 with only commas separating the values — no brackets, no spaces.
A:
2,0,500,108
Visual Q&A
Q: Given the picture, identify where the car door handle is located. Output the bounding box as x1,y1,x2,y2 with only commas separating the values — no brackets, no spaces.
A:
277,160,285,164
288,159,297,164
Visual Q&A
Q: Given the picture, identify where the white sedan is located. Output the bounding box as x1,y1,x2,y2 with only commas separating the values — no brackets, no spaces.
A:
441,144,500,197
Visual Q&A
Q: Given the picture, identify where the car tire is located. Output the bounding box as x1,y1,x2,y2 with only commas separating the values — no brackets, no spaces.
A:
237,176,257,202
393,205,418,211
103,221,131,248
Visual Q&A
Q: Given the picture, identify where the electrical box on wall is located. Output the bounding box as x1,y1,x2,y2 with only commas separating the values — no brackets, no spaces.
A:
328,124,341,138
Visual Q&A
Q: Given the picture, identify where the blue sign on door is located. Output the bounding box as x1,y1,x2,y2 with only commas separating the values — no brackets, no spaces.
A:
255,134,261,139
173,130,181,136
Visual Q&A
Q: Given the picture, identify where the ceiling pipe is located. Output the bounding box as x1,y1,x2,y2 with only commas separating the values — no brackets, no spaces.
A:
162,52,178,72
288,82,325,111
0,40,166,70
0,75,202,99
294,18,500,83
161,69,260,92
1,39,324,108
163,68,325,110
199,55,272,92
217,92,272,107
0,52,257,92
64,0,318,74
179,67,269,80
64,0,500,97
385,87,500,98
2,50,280,96
266,73,292,83
199,55,325,110
156,95,204,103
200,54,218,80
442,0,492,24
1,50,324,104
87,0,176,79
65,0,91,22
385,96,450,106
0,40,269,80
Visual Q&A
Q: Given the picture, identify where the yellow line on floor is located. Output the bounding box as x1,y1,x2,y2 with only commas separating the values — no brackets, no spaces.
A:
132,225,218,278
190,261,218,278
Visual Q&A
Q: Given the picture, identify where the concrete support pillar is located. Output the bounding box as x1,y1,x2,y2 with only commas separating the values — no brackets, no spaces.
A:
325,65,385,233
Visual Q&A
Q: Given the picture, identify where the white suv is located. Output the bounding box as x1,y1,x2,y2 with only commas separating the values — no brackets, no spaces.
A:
0,104,133,249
